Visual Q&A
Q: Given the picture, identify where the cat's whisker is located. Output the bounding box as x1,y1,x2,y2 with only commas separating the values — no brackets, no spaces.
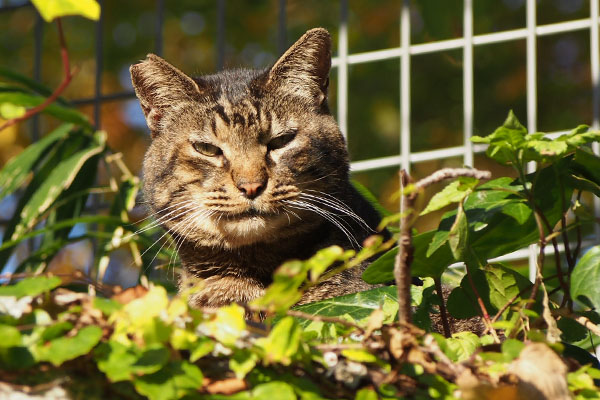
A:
283,200,361,249
300,192,375,232
131,199,193,225
125,200,197,240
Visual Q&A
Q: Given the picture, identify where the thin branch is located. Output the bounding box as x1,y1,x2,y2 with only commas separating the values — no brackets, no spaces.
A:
396,170,415,324
414,168,491,190
434,278,451,338
0,18,77,132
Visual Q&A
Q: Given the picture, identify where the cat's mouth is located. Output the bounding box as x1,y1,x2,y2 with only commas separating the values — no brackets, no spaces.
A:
224,207,274,220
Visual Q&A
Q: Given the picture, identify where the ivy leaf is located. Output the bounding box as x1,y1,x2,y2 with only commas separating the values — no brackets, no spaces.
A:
0,276,62,298
571,245,600,310
293,286,398,327
31,0,100,22
34,325,102,366
133,361,203,400
420,177,478,216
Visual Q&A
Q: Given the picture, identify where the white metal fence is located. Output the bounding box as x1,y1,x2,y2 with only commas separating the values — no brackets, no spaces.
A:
332,0,600,280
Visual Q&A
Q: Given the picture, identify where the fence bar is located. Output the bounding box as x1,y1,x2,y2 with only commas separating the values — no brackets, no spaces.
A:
94,0,103,129
463,0,474,167
155,0,164,56
277,0,286,54
526,0,538,282
31,14,43,142
331,18,598,69
592,0,600,241
400,0,411,172
337,0,348,138
217,0,225,70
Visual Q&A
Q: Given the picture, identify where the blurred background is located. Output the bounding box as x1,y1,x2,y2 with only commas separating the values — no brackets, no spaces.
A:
0,0,597,286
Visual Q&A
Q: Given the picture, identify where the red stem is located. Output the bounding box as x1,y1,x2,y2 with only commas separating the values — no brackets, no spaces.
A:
0,18,75,132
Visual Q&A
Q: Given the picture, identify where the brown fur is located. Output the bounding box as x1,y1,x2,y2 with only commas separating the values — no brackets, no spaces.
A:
130,29,387,308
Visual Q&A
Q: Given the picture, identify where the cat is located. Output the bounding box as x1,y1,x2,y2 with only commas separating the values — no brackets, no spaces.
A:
129,28,388,309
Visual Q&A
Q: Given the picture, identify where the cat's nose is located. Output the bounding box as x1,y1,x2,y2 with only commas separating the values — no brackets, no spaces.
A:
237,182,265,199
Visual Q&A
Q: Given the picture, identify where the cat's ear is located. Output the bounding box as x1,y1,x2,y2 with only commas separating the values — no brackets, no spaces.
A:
130,54,205,135
265,28,331,106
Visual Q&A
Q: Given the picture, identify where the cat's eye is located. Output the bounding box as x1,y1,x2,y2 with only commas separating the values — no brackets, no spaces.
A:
268,132,296,151
193,142,222,157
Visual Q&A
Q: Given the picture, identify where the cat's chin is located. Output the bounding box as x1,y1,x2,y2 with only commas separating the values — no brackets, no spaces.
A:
214,212,296,247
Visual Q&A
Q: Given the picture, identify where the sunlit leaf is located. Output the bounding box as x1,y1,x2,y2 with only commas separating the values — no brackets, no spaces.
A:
256,316,302,365
420,177,478,216
31,0,100,22
0,102,25,119
0,325,21,348
0,92,90,128
205,303,246,346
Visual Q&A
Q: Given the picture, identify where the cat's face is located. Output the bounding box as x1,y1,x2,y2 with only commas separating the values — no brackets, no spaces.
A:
131,29,349,248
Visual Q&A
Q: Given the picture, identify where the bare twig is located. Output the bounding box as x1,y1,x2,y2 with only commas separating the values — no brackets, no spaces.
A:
0,18,77,132
414,168,491,190
394,167,491,325
396,170,415,324
434,278,451,338
554,309,600,338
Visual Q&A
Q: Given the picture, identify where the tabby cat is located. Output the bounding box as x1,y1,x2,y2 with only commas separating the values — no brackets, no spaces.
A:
130,28,387,308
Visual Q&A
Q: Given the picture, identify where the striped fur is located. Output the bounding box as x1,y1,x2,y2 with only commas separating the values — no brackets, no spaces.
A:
130,28,387,308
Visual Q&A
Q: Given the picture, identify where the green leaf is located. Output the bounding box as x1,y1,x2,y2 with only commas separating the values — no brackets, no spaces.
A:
206,303,246,346
355,388,378,400
0,123,73,202
445,331,481,362
0,325,21,347
571,245,600,310
230,349,258,379
0,276,62,298
447,265,530,320
252,260,306,312
133,361,203,400
448,203,468,261
420,177,478,216
0,92,90,128
252,382,296,400
256,316,302,365
306,246,351,283
501,339,524,361
363,229,456,283
342,349,378,363
10,130,106,241
294,286,398,325
361,246,396,284
93,297,123,316
0,102,25,119
471,110,528,165
34,325,102,366
352,179,391,217
31,0,100,22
